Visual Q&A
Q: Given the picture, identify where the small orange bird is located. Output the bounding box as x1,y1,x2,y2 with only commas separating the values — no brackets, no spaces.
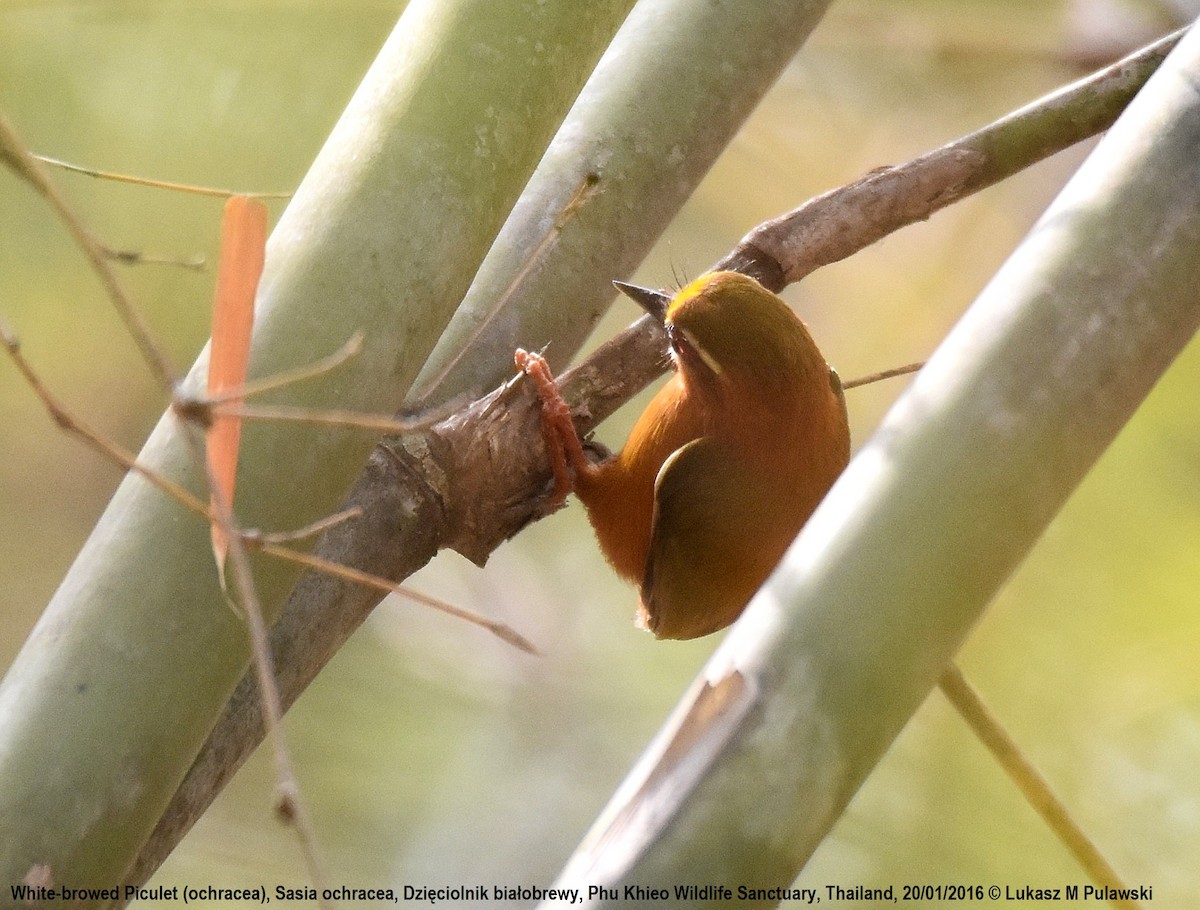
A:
518,270,850,640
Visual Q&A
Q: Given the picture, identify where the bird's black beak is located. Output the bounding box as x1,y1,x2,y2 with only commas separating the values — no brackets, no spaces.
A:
613,280,671,325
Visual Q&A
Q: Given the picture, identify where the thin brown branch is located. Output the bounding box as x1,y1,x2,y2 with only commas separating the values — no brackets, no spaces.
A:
717,27,1185,290
123,31,1183,887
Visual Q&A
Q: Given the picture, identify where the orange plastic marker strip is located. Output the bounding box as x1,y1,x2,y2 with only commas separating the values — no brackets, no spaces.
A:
207,195,268,572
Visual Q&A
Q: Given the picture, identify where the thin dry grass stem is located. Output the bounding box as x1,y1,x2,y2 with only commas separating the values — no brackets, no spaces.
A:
247,507,364,546
180,332,423,436
0,321,211,519
102,245,207,271
0,114,178,389
939,666,1143,910
408,172,601,404
842,360,925,390
2,319,336,892
210,402,421,434
201,331,366,405
4,298,534,657
32,152,292,199
6,121,330,892
257,542,539,655
1,318,537,656
199,456,332,908
2,308,328,894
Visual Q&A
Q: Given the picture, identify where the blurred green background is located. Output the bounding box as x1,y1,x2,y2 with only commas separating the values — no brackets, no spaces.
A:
1,1,1197,906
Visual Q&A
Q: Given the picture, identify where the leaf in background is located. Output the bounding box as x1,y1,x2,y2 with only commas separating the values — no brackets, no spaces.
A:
208,195,267,576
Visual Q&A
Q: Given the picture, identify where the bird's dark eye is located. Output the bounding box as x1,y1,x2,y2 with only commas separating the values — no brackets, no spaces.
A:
666,323,687,357
666,323,722,377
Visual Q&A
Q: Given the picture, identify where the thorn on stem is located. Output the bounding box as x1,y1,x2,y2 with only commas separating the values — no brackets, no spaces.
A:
172,394,214,429
274,783,299,824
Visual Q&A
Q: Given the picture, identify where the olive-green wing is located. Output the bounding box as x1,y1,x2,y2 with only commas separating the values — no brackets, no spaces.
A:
639,438,781,640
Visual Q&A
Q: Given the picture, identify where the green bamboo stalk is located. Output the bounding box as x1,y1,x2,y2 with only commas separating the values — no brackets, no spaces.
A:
0,0,634,895
120,0,836,888
548,20,1200,904
409,0,837,405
